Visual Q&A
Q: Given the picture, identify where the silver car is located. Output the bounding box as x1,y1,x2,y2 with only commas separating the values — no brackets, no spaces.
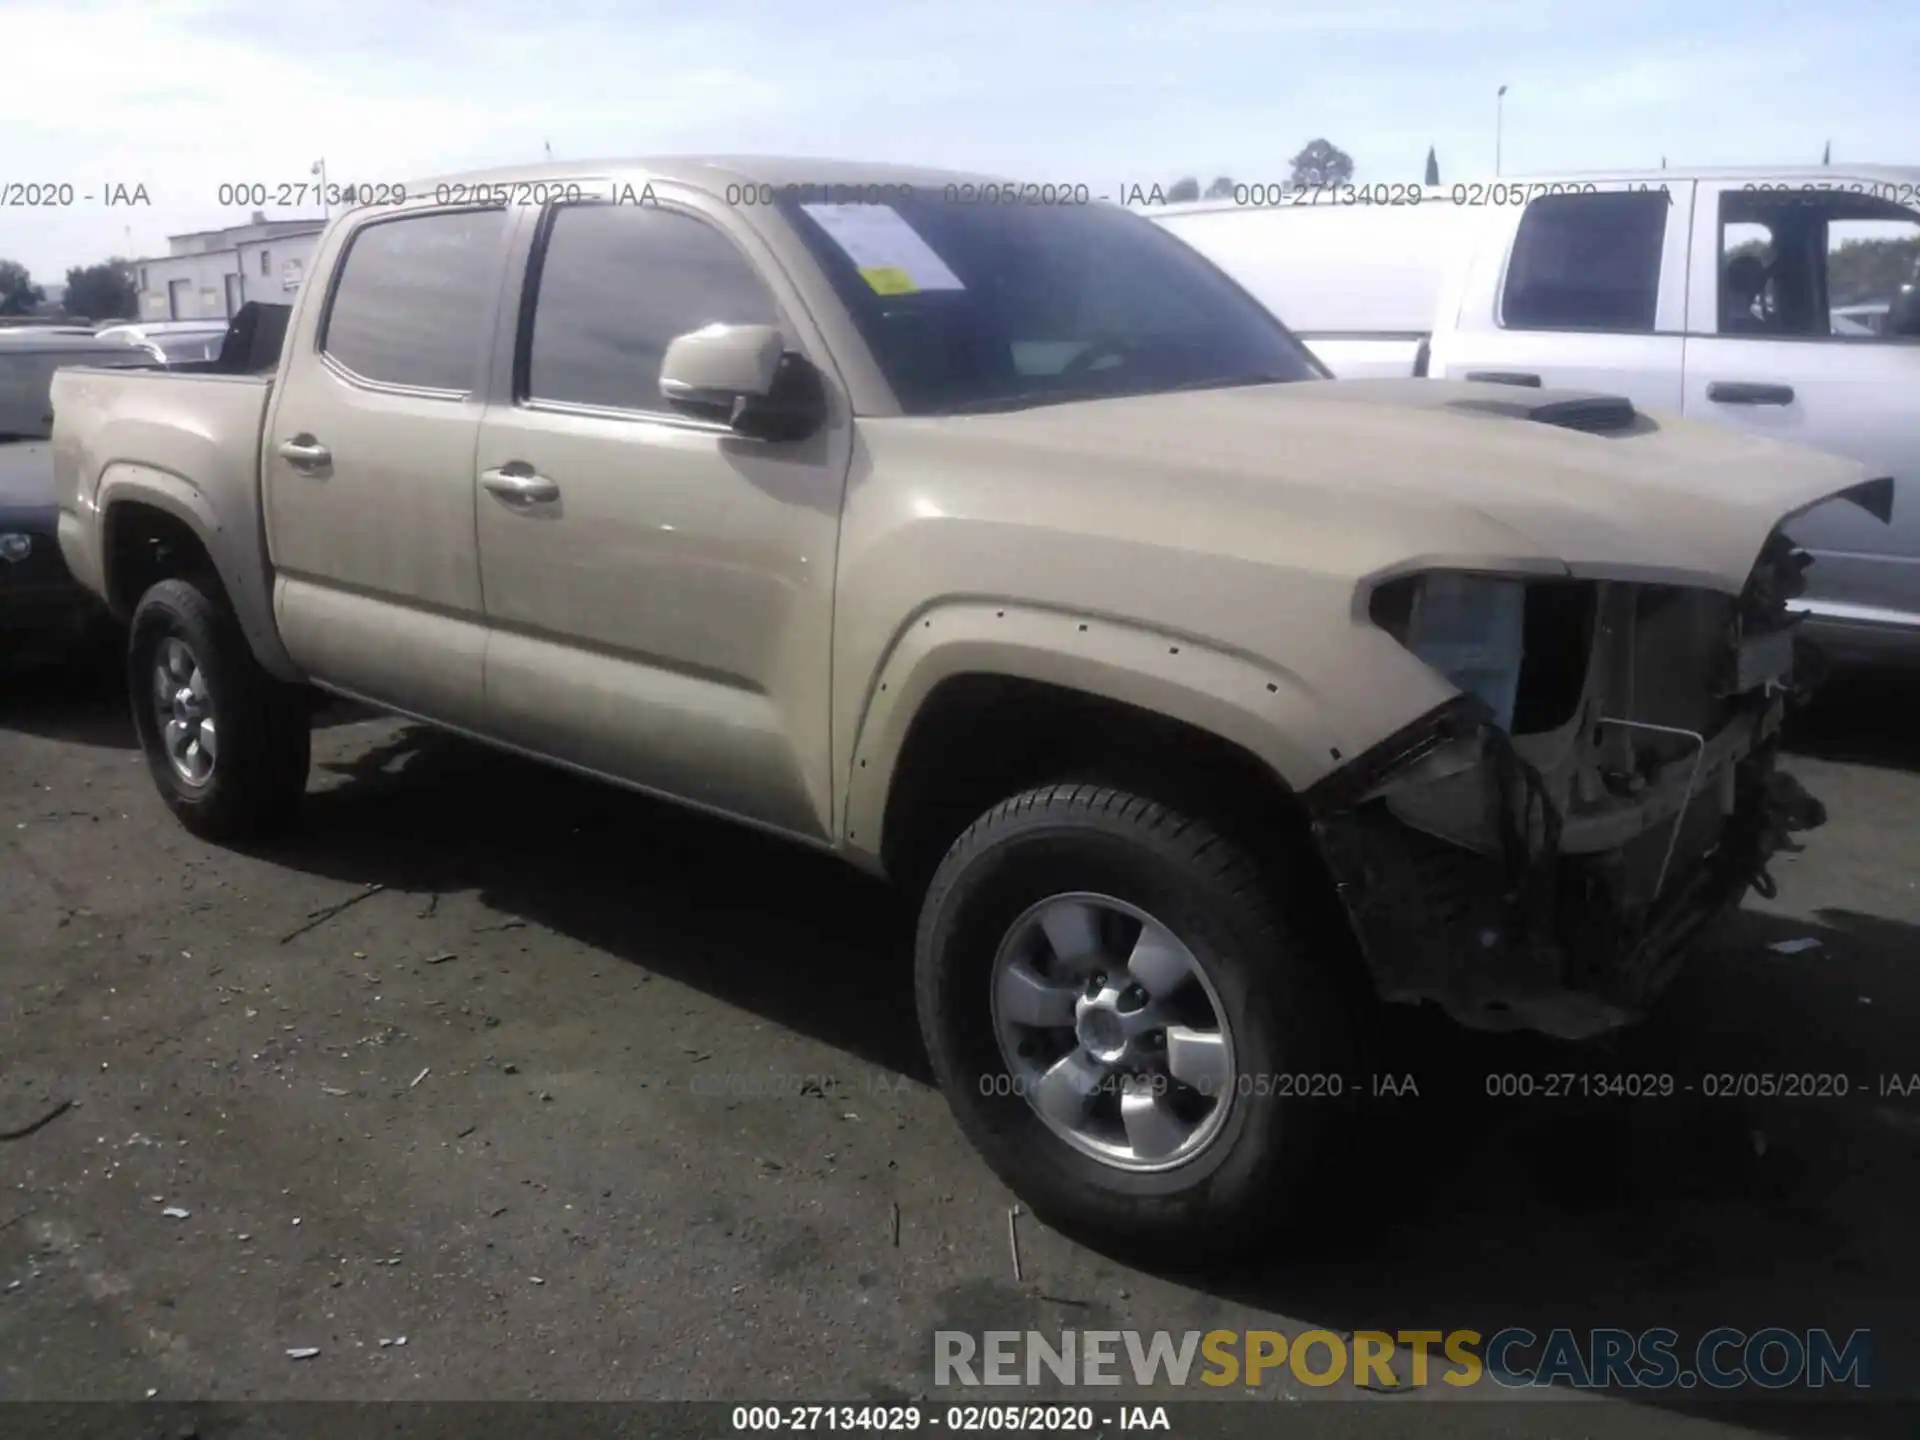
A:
92,320,231,365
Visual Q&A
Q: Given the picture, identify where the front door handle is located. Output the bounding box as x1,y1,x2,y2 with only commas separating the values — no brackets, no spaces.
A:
1464,371,1543,387
1707,381,1795,406
480,465,560,505
277,436,332,471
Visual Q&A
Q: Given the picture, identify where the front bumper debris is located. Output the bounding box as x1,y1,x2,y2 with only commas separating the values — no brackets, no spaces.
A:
1303,690,1825,1042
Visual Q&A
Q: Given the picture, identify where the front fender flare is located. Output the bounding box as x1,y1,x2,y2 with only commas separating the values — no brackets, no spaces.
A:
838,600,1347,866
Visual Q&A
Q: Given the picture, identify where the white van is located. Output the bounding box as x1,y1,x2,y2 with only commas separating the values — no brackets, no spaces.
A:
1153,167,1920,661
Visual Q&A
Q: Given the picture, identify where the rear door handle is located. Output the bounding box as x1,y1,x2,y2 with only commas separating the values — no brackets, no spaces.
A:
277,436,332,471
1464,371,1542,387
1707,381,1795,406
480,465,559,505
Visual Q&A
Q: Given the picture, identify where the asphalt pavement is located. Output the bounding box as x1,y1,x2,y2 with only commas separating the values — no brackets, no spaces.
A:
2,651,1916,1439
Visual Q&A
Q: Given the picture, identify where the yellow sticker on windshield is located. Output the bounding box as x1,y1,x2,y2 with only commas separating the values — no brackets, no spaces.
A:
860,266,918,295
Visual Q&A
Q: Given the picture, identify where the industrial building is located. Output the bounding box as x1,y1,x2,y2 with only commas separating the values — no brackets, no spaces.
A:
133,212,325,322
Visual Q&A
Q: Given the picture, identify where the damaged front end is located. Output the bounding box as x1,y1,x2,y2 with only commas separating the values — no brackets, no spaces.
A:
1305,533,1829,1041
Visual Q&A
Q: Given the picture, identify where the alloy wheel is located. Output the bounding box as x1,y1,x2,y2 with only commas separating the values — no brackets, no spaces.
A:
989,892,1236,1172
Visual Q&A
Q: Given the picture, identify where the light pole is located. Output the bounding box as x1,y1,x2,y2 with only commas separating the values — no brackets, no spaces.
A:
311,158,329,217
1496,85,1509,176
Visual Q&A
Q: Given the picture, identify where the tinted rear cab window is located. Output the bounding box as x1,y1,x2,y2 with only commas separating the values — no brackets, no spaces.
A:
321,208,508,392
1502,191,1669,332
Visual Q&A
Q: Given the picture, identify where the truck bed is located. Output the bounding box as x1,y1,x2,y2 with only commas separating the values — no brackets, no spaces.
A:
51,365,284,670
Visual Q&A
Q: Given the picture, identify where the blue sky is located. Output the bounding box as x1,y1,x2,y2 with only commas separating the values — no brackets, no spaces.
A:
4,0,1917,282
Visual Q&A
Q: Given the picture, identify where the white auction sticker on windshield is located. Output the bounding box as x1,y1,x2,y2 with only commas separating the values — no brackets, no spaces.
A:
799,202,965,295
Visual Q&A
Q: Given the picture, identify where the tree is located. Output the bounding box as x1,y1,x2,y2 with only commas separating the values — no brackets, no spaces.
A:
1203,176,1235,199
1423,147,1439,186
1287,138,1355,189
1166,176,1200,203
1828,235,1920,306
0,260,42,316
63,259,138,322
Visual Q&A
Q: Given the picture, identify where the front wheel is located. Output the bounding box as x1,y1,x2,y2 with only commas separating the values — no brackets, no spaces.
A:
914,783,1363,1253
127,577,311,842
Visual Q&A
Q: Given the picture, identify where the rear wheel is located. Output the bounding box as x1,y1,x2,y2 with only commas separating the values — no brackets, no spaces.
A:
914,783,1363,1252
127,577,310,842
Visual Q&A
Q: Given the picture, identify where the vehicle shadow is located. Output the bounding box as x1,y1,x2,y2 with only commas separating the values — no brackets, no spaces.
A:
215,717,1920,1434
0,651,379,751
256,721,927,1080
0,636,135,748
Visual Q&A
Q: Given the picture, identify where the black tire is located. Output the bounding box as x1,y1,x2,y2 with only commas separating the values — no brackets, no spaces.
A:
915,783,1364,1255
127,576,310,842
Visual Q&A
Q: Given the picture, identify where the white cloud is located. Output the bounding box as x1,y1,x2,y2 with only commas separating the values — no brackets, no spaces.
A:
2,0,789,277
5,0,1917,281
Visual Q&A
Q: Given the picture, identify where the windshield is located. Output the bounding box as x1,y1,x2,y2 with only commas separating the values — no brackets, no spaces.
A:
778,193,1323,415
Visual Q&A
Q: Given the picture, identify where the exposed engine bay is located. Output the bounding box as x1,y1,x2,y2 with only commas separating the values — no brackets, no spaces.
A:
1306,531,1830,1040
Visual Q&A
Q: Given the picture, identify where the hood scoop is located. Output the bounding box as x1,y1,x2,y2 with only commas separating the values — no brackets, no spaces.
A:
1446,390,1644,437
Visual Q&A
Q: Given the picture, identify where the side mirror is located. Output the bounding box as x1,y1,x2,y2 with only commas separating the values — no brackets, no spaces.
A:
659,323,827,442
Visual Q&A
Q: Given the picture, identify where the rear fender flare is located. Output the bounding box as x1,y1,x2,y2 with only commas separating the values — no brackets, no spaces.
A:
98,465,299,681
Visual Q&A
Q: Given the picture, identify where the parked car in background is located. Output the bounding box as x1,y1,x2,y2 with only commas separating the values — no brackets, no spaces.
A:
0,328,155,657
1152,166,1920,663
93,320,233,366
52,158,1876,1248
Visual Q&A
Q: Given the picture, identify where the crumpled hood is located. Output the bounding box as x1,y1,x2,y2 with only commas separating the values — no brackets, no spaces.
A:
936,377,1878,593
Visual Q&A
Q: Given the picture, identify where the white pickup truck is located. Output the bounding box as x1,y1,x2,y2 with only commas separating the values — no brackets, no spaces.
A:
1154,166,1920,662
51,158,1877,1248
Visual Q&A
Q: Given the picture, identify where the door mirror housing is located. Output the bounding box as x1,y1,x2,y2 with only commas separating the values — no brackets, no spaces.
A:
659,323,827,442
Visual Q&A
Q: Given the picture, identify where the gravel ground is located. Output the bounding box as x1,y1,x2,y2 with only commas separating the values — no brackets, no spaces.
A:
2,651,1916,1437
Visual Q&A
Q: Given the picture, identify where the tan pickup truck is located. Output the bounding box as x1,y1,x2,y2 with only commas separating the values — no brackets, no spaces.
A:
51,158,1884,1249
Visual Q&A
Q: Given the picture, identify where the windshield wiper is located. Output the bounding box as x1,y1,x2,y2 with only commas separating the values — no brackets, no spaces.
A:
938,390,1089,415
1156,371,1299,393
935,371,1299,417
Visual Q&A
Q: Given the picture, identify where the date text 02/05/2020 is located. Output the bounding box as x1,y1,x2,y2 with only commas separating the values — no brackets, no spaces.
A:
1191,180,1677,208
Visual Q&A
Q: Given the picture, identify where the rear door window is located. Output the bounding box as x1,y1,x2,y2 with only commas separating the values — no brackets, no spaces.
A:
321,208,508,393
1714,189,1920,339
1501,191,1670,333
